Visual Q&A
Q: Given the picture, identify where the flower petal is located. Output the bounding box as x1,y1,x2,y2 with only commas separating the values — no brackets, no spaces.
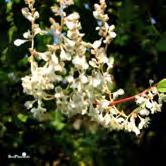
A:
14,39,28,46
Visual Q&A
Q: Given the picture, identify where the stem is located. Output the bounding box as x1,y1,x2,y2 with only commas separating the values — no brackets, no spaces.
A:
31,11,35,50
109,95,135,106
94,86,156,106
109,87,155,106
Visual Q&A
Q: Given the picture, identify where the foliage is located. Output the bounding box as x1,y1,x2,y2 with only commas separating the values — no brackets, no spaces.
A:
157,79,166,93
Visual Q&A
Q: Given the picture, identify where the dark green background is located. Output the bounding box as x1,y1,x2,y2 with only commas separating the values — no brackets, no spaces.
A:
0,0,166,165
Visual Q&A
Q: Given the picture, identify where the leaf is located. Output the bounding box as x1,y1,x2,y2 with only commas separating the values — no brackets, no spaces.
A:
156,36,166,52
0,70,9,81
50,112,65,130
17,113,28,123
157,79,166,92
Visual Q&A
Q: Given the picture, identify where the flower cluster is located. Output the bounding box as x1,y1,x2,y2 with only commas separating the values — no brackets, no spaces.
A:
14,0,164,135
93,0,116,44
135,87,162,115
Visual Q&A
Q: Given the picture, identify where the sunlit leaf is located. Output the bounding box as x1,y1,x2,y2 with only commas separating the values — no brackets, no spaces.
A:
157,79,166,92
17,113,28,122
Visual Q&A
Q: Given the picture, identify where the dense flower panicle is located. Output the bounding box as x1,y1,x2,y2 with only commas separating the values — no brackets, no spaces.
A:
15,0,164,135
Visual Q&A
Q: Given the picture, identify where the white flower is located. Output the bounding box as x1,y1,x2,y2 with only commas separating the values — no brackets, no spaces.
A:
30,106,46,118
103,72,112,83
65,12,80,30
34,24,43,36
72,56,89,69
54,93,63,99
34,11,39,20
146,100,153,109
54,62,64,72
109,25,115,31
104,113,111,126
66,75,74,83
113,89,124,98
132,125,140,135
98,113,104,122
93,11,99,19
80,75,88,84
127,115,140,135
92,78,101,87
66,12,79,21
92,39,102,49
38,52,50,61
108,25,116,38
65,21,76,30
89,58,98,68
109,31,116,38
24,100,36,109
60,47,71,61
14,39,28,46
64,37,75,47
151,102,162,114
51,53,59,64
138,117,150,129
109,57,114,68
81,108,87,115
101,100,110,108
21,8,32,22
135,95,145,104
23,30,31,39
21,8,39,22
117,117,125,124
139,109,149,116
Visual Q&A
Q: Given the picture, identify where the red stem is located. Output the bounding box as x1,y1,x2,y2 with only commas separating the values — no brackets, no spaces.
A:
109,88,152,106
109,95,135,106
94,86,156,106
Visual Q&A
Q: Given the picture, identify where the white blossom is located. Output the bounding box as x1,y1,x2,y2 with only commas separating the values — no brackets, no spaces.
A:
80,75,88,84
24,100,36,109
138,117,150,130
135,95,145,104
14,39,28,46
92,39,102,49
113,89,124,98
92,78,101,87
101,100,110,108
139,109,149,116
23,30,31,39
72,56,89,69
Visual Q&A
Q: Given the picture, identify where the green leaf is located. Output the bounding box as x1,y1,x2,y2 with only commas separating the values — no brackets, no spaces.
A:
157,79,166,92
156,36,166,52
0,70,9,81
17,113,28,123
50,112,65,130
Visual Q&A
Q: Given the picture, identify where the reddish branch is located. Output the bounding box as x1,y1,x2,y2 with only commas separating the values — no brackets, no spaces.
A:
110,86,156,106
94,86,156,106
109,95,136,106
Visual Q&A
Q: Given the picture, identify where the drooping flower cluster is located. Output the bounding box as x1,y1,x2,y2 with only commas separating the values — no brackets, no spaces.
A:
14,0,164,135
